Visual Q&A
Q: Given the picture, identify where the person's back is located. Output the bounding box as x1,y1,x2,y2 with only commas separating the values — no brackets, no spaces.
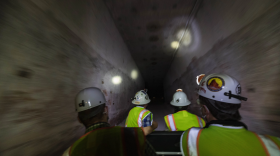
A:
164,110,205,131
180,74,280,156
126,106,152,127
125,90,158,131
164,89,205,131
69,126,145,156
181,121,280,156
62,87,157,156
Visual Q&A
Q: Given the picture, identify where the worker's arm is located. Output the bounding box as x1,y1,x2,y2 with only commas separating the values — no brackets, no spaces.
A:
142,121,158,136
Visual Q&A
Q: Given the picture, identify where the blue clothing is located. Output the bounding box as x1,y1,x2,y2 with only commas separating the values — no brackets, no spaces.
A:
142,113,153,127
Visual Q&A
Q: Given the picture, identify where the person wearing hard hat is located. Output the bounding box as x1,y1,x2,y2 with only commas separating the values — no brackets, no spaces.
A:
125,90,158,132
164,89,206,131
180,74,280,156
62,87,157,156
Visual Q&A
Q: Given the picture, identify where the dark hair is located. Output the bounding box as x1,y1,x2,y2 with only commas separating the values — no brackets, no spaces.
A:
78,104,105,126
174,106,189,113
199,96,242,120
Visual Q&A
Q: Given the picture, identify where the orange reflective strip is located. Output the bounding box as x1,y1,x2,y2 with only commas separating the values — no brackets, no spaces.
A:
253,132,270,156
196,129,202,156
166,116,172,130
171,114,177,130
137,110,148,127
265,135,280,150
138,110,148,127
137,111,142,127
141,111,149,120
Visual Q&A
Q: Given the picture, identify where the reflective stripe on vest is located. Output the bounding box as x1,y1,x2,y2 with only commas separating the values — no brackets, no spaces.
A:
265,135,280,151
196,116,203,128
184,128,203,156
185,127,280,156
138,109,149,127
254,133,280,156
167,114,177,131
180,130,187,156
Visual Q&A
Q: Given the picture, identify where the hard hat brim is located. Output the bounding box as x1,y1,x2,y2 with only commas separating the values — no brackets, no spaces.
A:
170,101,191,106
132,99,151,105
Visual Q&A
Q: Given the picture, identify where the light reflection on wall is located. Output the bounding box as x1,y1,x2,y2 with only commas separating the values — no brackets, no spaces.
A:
177,29,192,46
112,76,122,85
164,16,201,54
131,70,138,79
171,29,192,49
171,41,179,49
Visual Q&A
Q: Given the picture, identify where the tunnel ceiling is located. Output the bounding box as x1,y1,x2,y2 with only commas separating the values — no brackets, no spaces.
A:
105,0,196,96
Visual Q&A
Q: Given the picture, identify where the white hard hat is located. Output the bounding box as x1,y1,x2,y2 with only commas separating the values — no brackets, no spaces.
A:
132,90,150,105
198,73,247,104
170,89,191,106
75,87,106,112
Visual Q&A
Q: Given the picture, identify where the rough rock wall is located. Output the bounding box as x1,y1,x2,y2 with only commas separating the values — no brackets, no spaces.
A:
164,2,280,137
0,0,143,155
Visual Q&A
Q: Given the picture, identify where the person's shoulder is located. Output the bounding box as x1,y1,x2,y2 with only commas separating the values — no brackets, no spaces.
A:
263,134,280,145
130,106,139,111
143,108,152,113
146,109,152,113
181,127,203,140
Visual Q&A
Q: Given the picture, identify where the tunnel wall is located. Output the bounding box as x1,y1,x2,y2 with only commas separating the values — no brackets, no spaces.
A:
164,1,280,137
0,0,144,155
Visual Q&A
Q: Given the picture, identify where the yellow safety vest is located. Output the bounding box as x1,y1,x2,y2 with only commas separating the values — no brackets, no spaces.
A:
181,124,280,156
68,126,146,156
125,106,152,127
164,110,205,131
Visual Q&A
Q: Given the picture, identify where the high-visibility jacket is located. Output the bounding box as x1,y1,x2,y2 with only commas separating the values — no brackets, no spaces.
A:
180,123,280,156
125,106,153,127
164,110,205,131
66,126,146,156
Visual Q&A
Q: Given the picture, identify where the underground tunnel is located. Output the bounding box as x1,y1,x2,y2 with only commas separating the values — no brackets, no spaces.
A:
0,0,280,155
